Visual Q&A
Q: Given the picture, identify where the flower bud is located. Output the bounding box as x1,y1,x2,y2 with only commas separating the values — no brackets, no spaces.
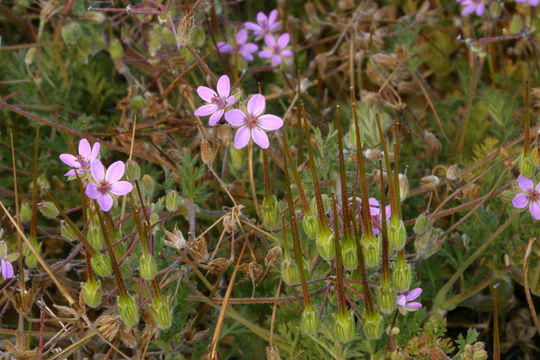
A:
91,253,113,277
25,252,38,268
125,160,140,181
120,260,133,279
200,139,213,165
141,174,155,197
490,2,501,18
301,305,320,335
398,173,409,201
388,217,406,251
149,296,172,330
262,195,280,230
281,257,299,285
363,310,383,340
376,279,397,315
446,164,461,181
139,253,158,281
131,95,146,112
23,240,41,268
335,311,355,343
302,211,319,240
165,190,179,212
118,294,139,328
413,213,432,235
361,234,380,268
20,202,31,223
61,22,81,45
316,226,335,262
501,190,516,203
390,349,405,360
510,15,522,34
342,236,358,271
392,258,412,292
109,38,123,59
348,270,363,295
60,220,78,242
420,175,440,189
87,225,104,250
82,278,102,308
519,153,535,179
25,47,37,65
38,201,58,219
230,146,245,170
320,194,330,215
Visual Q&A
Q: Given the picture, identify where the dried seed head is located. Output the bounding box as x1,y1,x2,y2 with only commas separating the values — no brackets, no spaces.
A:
207,258,230,274
200,139,213,165
222,215,236,233
151,131,168,145
95,314,123,341
166,148,183,164
446,164,461,181
240,262,263,278
424,130,441,154
372,53,399,70
264,246,282,267
398,173,409,201
188,237,208,262
339,0,355,10
420,175,440,189
395,44,407,61
266,345,282,360
177,15,194,47
163,225,186,250
364,149,384,160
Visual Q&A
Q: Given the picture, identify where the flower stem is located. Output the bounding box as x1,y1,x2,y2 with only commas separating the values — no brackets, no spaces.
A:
331,194,347,315
379,161,390,282
375,114,397,216
282,135,310,213
524,80,530,155
248,142,262,221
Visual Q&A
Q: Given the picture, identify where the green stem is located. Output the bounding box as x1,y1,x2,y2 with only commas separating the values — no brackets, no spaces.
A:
379,162,390,282
335,106,350,236
282,135,310,213
331,194,347,315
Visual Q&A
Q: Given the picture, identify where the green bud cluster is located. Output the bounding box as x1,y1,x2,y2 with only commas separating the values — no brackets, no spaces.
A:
20,202,31,223
301,305,319,335
38,201,58,219
316,226,335,262
376,279,397,315
60,220,78,242
342,236,358,271
261,195,280,230
109,38,124,59
150,296,172,330
281,256,299,285
519,153,535,179
139,253,158,281
118,294,140,328
230,146,245,170
388,216,406,251
125,160,141,181
413,213,432,235
141,174,155,197
363,310,383,340
166,190,179,212
82,278,102,308
87,225,104,250
61,22,81,45
91,253,113,277
335,311,355,343
302,211,319,240
361,234,380,268
392,257,412,292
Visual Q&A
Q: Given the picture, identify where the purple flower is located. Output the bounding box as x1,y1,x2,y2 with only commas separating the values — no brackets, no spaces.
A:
244,9,280,36
258,33,293,66
457,0,486,16
512,175,540,220
516,0,539,6
224,94,283,149
216,29,259,61
0,241,16,280
194,75,236,126
397,288,422,315
368,198,391,235
85,160,133,212
59,139,100,177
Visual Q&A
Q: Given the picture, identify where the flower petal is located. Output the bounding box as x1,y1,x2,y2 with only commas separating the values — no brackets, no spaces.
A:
194,104,218,117
59,154,79,168
269,22,280,32
243,43,259,53
244,22,263,34
385,205,392,219
369,198,379,207
226,96,236,107
225,109,247,126
461,4,476,15
110,181,133,196
475,3,484,16
1,259,13,279
247,94,266,117
97,193,114,212
513,193,529,209
518,175,533,192
396,295,406,307
406,288,423,301
217,42,233,53
406,302,422,311
268,9,278,25
258,49,273,58
531,0,539,6
257,114,283,131
234,126,251,149
256,11,267,25
64,169,77,177
85,182,100,199
264,34,276,48
278,33,290,48
197,86,218,103
106,161,125,183
252,127,269,149
79,138,91,157
281,50,293,58
90,142,100,160
272,55,282,66
90,159,105,182
217,75,230,98
209,109,225,126
237,29,248,44
530,200,540,220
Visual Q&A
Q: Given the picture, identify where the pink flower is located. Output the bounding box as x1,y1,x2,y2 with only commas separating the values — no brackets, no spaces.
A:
194,75,236,126
258,33,293,66
516,0,539,6
59,139,100,177
457,0,486,16
512,175,540,220
244,9,280,36
0,241,16,280
397,288,422,315
224,94,283,149
368,198,391,235
216,29,259,61
85,160,133,212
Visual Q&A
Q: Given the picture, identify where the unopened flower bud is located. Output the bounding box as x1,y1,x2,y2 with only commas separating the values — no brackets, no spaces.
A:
91,253,113,277
446,164,461,181
149,296,172,330
60,220,78,242
20,202,31,223
388,217,406,251
320,194,330,215
342,236,358,271
38,201,58,219
362,234,381,268
301,305,320,335
413,213,432,235
230,146,245,170
131,95,146,112
281,257,299,285
166,190,179,212
61,22,81,45
335,311,355,343
25,47,37,65
390,349,405,360
25,252,38,268
87,225,104,250
139,253,158,280
490,2,501,18
420,175,440,189
519,153,535,179
125,160,140,181
23,240,41,268
109,38,123,59
262,195,280,230
302,211,319,240
141,174,155,196
363,310,383,340
398,173,409,201
208,257,229,274
118,294,139,328
82,278,102,308
376,279,397,315
200,139,213,165
392,258,412,292
348,270,363,295
316,226,335,261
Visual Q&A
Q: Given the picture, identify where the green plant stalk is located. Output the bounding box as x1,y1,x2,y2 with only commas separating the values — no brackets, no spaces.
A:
393,124,402,218
493,285,500,360
302,104,325,225
524,80,530,155
30,126,39,241
282,139,311,307
262,150,272,198
379,162,390,282
282,135,310,213
335,106,350,236
296,69,303,167
281,216,291,258
128,193,149,257
375,114,397,216
432,213,517,312
441,272,495,312
352,103,374,236
331,194,347,316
